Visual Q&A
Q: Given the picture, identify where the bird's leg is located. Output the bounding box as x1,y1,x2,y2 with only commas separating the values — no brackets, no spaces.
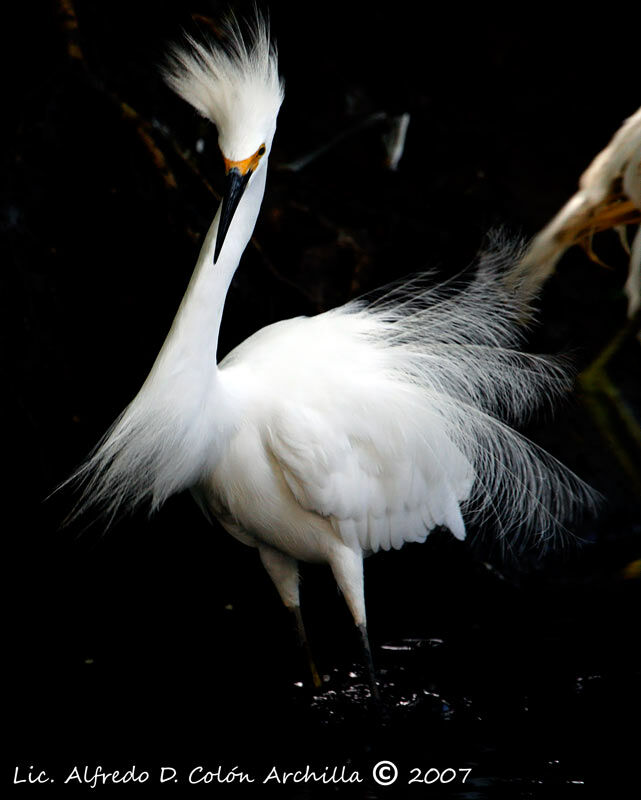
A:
329,548,380,701
290,605,322,690
357,623,379,700
258,545,322,689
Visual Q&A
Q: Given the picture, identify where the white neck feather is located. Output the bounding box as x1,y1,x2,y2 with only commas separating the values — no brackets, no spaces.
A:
160,164,267,374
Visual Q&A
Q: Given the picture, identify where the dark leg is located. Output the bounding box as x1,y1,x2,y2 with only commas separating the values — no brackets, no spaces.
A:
358,622,380,701
291,606,322,689
258,544,322,690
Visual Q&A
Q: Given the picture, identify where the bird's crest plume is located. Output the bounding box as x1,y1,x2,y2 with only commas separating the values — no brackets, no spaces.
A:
164,12,284,159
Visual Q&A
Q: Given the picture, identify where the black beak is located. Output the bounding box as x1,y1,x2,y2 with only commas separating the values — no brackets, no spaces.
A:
214,167,252,263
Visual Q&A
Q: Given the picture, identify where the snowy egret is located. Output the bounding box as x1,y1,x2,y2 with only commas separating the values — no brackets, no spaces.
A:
69,16,592,695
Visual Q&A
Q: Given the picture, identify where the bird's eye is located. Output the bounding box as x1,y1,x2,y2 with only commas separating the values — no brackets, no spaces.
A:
257,145,266,156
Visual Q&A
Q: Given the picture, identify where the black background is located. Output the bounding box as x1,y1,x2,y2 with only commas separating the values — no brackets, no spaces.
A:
4,1,641,797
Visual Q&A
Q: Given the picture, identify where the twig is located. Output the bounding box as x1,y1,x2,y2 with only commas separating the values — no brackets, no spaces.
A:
578,308,641,494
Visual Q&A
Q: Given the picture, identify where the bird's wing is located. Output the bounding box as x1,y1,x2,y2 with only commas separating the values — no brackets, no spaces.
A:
266,398,474,553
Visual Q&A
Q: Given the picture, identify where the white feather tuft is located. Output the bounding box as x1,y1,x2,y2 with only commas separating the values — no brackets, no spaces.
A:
65,367,224,526
163,12,284,159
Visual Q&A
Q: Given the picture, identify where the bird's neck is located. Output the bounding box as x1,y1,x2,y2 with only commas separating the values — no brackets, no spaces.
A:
168,165,268,367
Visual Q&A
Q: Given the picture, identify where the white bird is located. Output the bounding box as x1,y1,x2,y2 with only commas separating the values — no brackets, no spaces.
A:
69,16,592,695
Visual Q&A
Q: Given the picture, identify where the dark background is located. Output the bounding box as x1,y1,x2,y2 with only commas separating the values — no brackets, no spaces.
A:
4,1,640,797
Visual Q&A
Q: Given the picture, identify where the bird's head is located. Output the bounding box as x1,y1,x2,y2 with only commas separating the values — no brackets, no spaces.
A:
164,14,284,260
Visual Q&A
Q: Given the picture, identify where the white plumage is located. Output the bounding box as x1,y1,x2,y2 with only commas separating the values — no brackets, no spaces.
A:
69,16,592,692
